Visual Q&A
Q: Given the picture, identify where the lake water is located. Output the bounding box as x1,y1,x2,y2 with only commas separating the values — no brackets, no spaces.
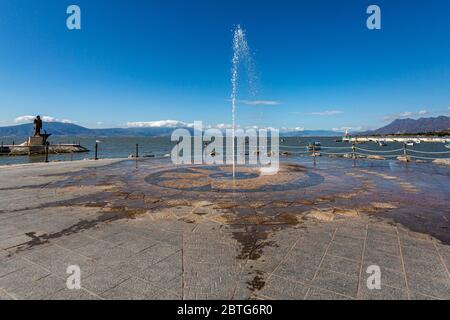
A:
0,136,449,166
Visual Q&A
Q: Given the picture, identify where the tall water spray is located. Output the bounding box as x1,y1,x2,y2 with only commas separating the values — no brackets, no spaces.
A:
230,25,255,178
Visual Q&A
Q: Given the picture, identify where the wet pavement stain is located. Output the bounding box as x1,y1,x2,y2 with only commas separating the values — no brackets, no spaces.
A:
233,226,276,261
247,272,266,292
6,206,147,255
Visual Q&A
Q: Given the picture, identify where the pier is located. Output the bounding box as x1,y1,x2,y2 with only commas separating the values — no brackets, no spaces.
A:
0,143,89,156
343,136,450,143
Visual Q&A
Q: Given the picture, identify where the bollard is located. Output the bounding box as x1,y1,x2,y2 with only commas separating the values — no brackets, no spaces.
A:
403,143,409,162
44,143,49,163
94,143,98,160
135,144,139,158
312,144,316,165
352,142,357,167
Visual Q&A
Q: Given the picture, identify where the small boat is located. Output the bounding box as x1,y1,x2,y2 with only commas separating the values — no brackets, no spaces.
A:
377,140,387,147
405,140,414,147
307,141,321,151
445,143,450,149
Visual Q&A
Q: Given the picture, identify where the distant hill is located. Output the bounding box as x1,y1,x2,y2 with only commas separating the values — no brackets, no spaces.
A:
361,116,450,135
0,122,342,137
0,122,92,136
0,122,184,137
280,130,341,137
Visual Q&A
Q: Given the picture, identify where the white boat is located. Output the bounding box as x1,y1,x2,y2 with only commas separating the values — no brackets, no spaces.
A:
377,140,387,147
405,141,414,147
445,143,450,149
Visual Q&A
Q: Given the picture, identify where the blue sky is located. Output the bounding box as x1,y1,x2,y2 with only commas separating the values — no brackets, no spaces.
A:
1,0,450,131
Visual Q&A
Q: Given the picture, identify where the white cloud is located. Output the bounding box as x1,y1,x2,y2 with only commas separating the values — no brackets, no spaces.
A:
239,100,280,106
126,120,194,128
42,116,75,123
125,121,304,133
15,115,37,123
15,115,75,124
384,110,432,121
332,126,363,132
212,123,233,129
279,126,304,132
310,110,343,116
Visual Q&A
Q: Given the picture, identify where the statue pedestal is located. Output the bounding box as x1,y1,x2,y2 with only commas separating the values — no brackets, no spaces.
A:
27,136,45,146
27,136,46,155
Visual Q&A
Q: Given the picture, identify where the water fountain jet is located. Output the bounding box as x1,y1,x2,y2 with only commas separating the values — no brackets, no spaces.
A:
230,25,255,179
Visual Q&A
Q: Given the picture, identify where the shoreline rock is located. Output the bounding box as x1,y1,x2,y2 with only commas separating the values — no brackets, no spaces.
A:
433,158,450,166
3,144,89,156
367,155,386,160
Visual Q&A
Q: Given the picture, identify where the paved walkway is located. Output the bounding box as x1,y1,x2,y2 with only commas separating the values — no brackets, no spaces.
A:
0,158,449,300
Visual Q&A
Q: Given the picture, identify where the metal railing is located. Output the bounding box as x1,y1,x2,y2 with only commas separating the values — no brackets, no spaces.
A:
279,143,450,163
2,140,449,165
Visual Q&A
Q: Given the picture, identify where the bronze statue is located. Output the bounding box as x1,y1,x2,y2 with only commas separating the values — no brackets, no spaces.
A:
33,115,42,136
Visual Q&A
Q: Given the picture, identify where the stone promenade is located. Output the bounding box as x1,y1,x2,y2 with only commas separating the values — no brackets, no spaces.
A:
0,158,449,300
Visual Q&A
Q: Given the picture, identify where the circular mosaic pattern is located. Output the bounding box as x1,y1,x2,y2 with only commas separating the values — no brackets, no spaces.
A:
144,164,325,193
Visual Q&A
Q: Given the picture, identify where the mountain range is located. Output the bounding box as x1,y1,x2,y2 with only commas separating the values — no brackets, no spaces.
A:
1,116,448,138
360,116,450,135
0,122,341,137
